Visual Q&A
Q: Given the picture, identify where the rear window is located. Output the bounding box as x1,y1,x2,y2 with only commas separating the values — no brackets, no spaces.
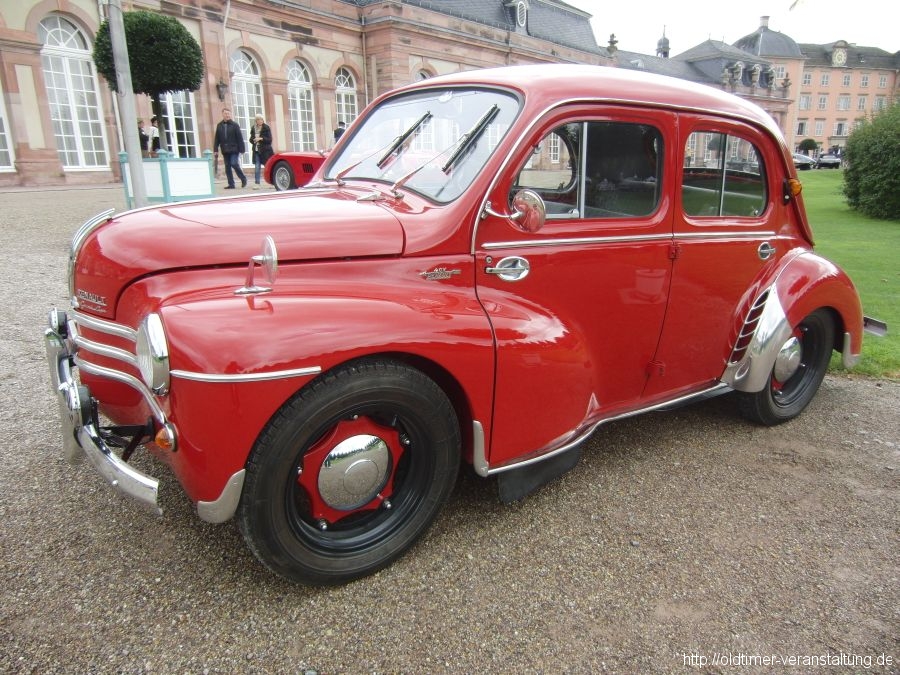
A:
682,132,766,218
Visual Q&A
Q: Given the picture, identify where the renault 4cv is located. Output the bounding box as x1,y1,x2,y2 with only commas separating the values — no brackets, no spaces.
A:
45,64,877,585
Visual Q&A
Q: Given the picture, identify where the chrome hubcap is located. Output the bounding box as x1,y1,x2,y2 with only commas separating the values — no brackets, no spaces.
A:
773,336,802,382
318,434,391,511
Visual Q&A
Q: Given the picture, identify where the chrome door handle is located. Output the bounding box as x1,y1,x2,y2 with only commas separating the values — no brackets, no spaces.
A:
758,241,776,260
485,256,530,281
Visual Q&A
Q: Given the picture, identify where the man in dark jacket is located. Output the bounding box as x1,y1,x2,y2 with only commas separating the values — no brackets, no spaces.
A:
213,108,247,189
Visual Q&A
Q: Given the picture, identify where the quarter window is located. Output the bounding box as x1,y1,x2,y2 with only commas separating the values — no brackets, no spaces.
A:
515,121,663,220
682,132,766,218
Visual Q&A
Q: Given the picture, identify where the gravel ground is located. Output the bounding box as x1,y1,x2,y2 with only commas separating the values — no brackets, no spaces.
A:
0,185,897,674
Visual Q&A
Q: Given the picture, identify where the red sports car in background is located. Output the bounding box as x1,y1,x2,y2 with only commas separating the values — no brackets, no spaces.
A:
263,150,328,190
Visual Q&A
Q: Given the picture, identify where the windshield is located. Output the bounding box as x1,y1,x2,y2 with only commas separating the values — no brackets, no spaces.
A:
326,88,520,203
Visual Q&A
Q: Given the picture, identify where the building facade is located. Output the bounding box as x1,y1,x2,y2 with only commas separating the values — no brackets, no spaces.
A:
0,3,896,188
0,0,606,188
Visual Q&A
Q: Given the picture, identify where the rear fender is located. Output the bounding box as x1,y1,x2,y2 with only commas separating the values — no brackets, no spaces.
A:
721,251,863,392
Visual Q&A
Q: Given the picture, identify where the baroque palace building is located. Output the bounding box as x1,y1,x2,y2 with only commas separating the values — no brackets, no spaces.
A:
0,1,896,188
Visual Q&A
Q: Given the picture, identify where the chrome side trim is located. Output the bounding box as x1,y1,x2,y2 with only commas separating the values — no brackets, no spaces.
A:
841,332,860,368
170,366,322,383
75,356,168,426
475,384,730,476
720,289,793,392
197,469,246,523
675,230,777,240
482,230,780,252
483,233,669,250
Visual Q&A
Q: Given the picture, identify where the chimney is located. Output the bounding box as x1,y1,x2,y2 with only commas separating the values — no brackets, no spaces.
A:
760,16,770,29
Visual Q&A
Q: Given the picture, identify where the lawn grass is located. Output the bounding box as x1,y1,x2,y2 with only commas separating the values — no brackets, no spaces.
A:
798,169,899,378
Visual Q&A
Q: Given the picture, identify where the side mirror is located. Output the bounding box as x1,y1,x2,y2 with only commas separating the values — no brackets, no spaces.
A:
511,189,546,233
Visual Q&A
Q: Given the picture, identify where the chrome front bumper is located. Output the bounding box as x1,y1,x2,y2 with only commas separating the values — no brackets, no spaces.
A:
44,310,161,514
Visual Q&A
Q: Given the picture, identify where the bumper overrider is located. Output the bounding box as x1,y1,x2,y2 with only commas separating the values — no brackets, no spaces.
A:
44,309,163,514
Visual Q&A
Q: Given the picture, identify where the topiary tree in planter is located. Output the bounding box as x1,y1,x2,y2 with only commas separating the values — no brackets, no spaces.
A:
798,137,818,154
842,105,900,221
93,11,204,153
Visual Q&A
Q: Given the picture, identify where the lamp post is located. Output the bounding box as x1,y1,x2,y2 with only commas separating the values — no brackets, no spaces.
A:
216,78,228,102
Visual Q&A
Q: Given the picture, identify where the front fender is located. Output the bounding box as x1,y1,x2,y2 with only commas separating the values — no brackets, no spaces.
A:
721,251,863,392
117,258,495,503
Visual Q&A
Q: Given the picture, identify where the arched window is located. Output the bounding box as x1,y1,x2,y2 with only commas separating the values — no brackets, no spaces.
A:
334,67,358,126
39,15,108,169
287,60,316,151
229,49,264,165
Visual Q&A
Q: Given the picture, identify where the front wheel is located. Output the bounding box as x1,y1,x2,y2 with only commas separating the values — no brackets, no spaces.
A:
272,161,296,190
238,359,460,585
738,309,834,426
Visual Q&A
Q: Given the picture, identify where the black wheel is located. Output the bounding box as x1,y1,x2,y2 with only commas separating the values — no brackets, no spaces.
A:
237,359,460,585
738,309,834,426
272,161,296,190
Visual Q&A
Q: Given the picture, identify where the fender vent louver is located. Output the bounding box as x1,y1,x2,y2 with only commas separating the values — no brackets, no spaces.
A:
303,163,315,174
728,290,769,365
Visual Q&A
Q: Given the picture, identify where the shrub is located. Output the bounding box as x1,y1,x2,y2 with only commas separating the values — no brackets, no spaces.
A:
842,105,900,221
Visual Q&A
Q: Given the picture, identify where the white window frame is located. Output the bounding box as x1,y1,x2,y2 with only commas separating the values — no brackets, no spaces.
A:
801,72,812,86
860,73,869,87
817,95,828,111
820,73,829,86
229,50,264,166
0,77,15,171
159,90,201,158
39,15,109,170
287,60,316,151
334,67,358,127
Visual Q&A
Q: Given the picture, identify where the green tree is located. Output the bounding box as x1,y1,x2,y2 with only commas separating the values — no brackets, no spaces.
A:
93,11,204,153
798,137,818,154
842,105,900,221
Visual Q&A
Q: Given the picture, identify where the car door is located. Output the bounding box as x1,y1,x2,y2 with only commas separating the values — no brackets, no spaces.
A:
642,115,784,400
474,106,677,468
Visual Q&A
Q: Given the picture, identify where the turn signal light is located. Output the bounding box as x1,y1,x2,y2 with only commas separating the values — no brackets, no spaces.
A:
788,178,803,197
155,423,178,453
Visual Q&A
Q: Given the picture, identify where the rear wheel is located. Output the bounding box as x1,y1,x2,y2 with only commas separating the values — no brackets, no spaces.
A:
738,309,834,426
272,161,296,190
238,359,460,585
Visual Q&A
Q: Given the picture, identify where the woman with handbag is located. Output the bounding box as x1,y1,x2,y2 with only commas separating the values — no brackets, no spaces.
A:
249,114,274,190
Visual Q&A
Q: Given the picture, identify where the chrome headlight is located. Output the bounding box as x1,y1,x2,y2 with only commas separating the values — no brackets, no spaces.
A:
136,313,170,395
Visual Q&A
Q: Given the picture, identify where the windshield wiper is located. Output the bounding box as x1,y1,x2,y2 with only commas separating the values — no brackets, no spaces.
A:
441,104,499,173
376,111,432,169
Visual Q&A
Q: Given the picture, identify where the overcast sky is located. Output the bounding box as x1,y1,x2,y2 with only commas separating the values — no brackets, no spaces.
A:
563,0,899,55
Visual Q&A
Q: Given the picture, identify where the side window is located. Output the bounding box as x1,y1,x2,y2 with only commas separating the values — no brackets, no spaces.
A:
682,131,767,218
515,121,663,220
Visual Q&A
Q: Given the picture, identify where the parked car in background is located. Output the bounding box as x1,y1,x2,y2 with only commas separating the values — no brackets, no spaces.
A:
264,150,328,190
45,64,877,586
816,153,842,169
792,152,815,170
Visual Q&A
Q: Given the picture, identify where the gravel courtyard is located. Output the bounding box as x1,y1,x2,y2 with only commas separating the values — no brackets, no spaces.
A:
0,185,897,673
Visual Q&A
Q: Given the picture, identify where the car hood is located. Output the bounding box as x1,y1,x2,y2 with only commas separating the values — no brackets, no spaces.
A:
73,188,405,317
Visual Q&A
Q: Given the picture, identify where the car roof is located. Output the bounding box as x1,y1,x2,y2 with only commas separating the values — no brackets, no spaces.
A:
397,64,785,143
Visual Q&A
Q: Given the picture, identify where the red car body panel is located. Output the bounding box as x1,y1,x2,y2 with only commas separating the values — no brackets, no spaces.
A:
263,151,327,189
51,64,865,527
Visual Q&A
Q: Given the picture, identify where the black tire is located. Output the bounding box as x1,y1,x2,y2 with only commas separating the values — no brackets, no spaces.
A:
272,161,295,190
237,359,460,585
738,309,834,426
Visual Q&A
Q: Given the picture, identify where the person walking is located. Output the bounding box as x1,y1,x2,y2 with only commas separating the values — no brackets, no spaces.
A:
249,114,274,189
213,108,247,189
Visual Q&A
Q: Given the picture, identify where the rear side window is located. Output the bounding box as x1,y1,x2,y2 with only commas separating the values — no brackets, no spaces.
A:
515,121,663,220
682,132,766,217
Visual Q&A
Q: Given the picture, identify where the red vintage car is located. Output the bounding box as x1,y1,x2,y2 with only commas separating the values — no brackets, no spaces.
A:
263,150,327,190
45,64,878,585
